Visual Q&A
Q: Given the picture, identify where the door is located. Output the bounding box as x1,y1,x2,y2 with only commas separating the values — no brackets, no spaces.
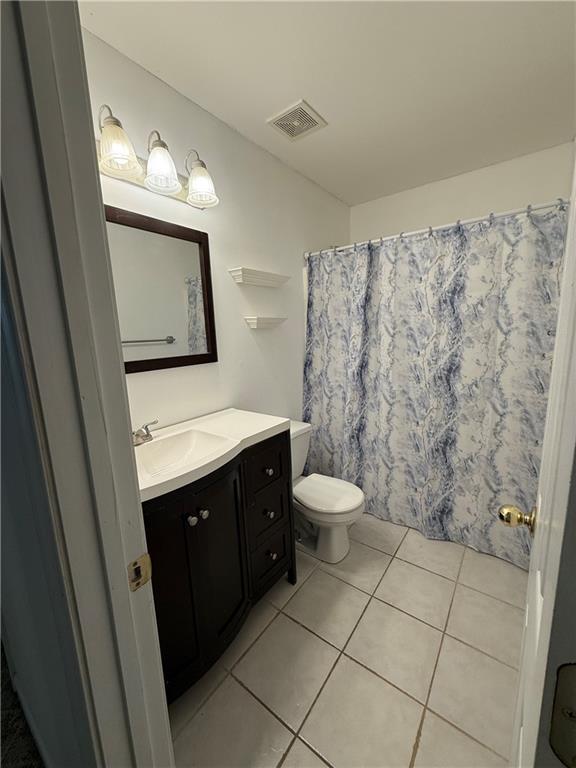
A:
187,462,250,661
143,497,202,702
507,156,576,766
3,2,174,765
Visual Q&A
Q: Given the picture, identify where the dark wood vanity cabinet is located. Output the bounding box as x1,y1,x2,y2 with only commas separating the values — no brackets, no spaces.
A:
142,430,296,702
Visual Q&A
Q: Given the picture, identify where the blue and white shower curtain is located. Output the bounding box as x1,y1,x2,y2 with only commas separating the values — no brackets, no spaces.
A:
303,208,567,568
186,276,207,354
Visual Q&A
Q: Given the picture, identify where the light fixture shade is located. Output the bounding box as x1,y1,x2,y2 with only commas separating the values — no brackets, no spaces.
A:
186,150,219,208
145,139,182,195
98,105,141,176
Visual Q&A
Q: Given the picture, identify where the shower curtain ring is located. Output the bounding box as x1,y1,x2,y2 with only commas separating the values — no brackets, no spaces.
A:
527,204,533,215
428,226,433,237
489,212,495,226
558,198,567,210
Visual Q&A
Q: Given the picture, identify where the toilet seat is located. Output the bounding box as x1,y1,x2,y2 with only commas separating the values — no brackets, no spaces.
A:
293,473,364,515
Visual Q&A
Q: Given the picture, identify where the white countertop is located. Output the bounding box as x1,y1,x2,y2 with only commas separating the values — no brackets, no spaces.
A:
136,408,290,502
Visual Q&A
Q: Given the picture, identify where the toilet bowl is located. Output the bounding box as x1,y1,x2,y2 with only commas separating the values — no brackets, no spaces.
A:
290,420,365,563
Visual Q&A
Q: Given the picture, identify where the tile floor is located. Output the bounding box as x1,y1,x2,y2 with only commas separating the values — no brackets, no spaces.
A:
170,516,527,768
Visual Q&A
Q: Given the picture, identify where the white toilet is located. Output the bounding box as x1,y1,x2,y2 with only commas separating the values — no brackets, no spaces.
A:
290,420,365,563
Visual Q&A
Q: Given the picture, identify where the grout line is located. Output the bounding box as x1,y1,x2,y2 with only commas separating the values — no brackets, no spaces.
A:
339,652,427,708
425,707,511,762
287,554,396,767
442,632,520,671
408,541,467,768
169,669,230,742
454,579,527,611
230,671,299,735
371,593,451,634
393,553,461,582
225,607,283,673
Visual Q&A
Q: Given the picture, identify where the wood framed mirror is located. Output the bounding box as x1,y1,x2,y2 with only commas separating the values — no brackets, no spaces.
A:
105,206,218,373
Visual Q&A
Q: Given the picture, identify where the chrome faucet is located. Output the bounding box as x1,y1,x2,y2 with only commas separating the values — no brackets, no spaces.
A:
132,420,158,446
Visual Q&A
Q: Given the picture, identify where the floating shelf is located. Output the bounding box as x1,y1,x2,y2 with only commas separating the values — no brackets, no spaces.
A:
244,316,287,329
229,267,290,288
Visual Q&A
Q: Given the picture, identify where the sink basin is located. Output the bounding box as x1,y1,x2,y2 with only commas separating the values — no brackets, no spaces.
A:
135,428,240,499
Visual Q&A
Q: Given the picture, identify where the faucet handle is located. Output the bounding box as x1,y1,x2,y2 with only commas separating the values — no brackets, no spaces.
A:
133,419,158,438
140,419,158,436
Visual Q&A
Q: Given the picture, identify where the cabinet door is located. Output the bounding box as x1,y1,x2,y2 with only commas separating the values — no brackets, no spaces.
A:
143,496,202,701
186,464,249,661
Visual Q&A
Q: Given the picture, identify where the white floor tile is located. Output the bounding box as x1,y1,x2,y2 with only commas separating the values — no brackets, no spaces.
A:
414,712,507,768
169,665,227,740
266,550,319,609
459,549,528,608
234,614,338,729
375,558,455,629
346,599,442,702
282,739,328,768
320,541,391,594
349,515,407,555
220,599,278,670
284,569,369,648
396,529,464,580
173,676,292,768
428,636,518,758
301,655,422,768
447,584,525,667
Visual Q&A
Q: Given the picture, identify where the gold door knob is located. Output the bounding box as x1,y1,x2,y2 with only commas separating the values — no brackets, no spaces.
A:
498,504,536,535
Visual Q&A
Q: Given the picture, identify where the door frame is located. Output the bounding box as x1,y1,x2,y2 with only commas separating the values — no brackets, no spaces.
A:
3,2,174,765
511,142,576,766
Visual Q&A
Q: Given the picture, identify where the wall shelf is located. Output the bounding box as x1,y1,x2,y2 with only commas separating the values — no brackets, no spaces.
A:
244,316,287,330
229,267,290,288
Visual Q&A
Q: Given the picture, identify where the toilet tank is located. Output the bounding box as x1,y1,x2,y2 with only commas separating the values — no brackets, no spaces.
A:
289,420,313,480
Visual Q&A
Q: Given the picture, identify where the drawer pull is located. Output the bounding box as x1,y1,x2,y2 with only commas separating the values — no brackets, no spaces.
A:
264,467,275,477
200,509,210,520
264,509,275,520
187,515,199,527
268,551,278,562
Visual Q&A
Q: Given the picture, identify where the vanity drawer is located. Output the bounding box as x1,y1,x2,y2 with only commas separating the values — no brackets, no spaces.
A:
251,526,290,590
246,434,287,494
248,479,289,547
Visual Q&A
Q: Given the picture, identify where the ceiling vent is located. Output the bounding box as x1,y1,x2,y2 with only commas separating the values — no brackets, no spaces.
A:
267,100,327,141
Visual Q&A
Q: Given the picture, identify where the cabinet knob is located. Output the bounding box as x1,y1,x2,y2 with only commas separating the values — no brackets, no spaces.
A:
187,515,199,527
268,551,278,562
200,509,210,520
264,509,275,520
265,467,275,477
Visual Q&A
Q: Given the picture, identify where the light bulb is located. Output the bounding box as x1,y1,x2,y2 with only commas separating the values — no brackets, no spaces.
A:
145,131,182,195
98,105,141,176
186,150,219,208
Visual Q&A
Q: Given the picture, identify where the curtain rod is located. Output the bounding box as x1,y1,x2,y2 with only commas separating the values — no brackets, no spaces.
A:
305,198,569,258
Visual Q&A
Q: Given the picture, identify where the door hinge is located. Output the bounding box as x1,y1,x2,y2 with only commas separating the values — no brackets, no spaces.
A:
128,553,151,592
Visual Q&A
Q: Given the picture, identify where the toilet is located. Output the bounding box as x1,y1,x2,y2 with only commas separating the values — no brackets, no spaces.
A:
290,420,365,563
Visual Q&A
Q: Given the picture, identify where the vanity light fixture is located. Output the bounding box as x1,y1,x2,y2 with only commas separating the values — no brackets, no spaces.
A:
96,105,219,209
98,104,141,176
145,130,182,196
186,150,219,208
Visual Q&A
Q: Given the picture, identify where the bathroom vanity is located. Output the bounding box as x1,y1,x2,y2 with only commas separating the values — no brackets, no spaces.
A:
137,410,296,702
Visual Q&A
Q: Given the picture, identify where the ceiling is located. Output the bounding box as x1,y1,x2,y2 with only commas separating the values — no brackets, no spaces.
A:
80,2,575,206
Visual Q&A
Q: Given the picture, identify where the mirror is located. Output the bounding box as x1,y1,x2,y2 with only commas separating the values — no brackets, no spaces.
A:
105,206,217,373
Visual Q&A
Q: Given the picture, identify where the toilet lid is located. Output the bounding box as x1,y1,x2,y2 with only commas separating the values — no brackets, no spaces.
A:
293,473,364,515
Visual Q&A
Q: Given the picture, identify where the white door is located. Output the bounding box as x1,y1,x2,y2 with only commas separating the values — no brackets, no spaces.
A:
509,149,576,767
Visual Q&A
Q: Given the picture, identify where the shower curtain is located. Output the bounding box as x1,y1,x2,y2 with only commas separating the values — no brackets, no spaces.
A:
303,207,567,568
186,276,208,354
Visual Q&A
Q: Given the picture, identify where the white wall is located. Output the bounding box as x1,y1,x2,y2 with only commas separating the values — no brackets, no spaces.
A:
82,31,349,429
350,143,575,241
